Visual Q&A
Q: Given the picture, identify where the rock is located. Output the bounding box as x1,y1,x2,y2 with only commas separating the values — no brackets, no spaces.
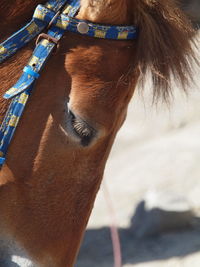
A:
130,191,194,238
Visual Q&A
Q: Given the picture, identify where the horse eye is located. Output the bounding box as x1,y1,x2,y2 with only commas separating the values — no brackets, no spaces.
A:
68,110,96,146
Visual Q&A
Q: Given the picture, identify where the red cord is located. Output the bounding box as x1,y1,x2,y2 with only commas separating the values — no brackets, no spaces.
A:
102,180,122,267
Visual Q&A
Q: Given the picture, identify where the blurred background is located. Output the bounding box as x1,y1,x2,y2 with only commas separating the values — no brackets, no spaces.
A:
76,5,200,267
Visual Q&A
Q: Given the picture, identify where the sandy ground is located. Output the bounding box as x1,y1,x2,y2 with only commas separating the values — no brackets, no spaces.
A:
76,32,200,267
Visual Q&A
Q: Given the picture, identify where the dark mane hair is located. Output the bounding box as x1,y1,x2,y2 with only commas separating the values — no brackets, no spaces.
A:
130,0,198,101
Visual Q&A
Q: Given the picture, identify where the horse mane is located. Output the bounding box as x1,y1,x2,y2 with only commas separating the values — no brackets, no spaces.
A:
130,0,198,101
81,0,198,101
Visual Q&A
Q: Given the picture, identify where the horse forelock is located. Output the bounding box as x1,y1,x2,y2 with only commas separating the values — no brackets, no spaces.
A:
79,0,130,24
79,0,198,102
129,0,198,101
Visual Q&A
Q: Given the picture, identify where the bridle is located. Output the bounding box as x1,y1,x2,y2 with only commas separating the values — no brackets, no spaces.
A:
0,0,138,166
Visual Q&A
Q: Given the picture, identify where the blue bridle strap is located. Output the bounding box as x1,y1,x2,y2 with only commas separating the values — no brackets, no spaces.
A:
4,27,64,99
0,87,33,164
0,3,138,64
0,0,138,166
23,66,40,79
0,0,69,64
0,1,77,165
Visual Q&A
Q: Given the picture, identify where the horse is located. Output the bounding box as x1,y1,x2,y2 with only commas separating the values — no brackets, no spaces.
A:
0,0,197,266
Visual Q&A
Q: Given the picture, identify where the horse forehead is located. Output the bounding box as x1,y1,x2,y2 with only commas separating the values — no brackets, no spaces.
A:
65,42,131,78
64,43,132,108
67,45,104,66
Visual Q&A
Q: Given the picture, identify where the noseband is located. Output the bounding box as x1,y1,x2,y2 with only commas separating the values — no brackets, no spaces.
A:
0,0,138,166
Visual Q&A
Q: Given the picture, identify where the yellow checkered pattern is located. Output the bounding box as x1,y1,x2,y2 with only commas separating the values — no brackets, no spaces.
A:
26,22,38,34
18,93,29,105
62,4,72,15
118,32,128,40
0,45,7,55
95,30,106,39
45,3,54,9
56,19,69,30
34,9,47,21
9,115,19,127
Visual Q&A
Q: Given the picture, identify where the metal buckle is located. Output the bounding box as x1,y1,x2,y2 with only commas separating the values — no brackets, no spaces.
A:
35,33,59,46
35,10,61,47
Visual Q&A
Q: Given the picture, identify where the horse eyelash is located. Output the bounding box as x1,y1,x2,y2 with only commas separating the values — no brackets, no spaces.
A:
71,116,93,138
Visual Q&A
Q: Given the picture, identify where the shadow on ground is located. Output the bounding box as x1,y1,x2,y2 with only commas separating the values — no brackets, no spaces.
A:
76,217,200,267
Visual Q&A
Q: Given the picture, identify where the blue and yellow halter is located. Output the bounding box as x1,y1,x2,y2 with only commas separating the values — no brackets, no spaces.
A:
0,0,138,166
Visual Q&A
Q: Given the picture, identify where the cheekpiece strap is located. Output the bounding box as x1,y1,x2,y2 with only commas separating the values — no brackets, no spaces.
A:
0,0,79,163
4,26,65,99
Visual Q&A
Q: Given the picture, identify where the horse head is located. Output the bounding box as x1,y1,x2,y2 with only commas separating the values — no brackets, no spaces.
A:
0,0,197,266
